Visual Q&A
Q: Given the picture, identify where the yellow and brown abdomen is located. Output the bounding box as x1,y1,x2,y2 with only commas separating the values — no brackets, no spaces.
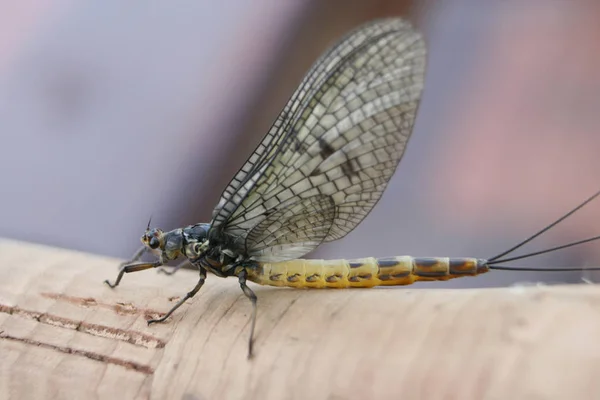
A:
247,257,489,288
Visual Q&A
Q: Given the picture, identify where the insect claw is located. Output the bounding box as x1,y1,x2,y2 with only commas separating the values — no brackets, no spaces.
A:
156,267,172,275
103,279,117,289
247,339,254,360
147,316,164,325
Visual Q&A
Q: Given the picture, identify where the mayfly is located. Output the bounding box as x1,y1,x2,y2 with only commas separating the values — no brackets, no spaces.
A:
105,18,600,357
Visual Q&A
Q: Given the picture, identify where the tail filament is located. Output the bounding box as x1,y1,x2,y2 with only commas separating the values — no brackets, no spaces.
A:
486,189,600,272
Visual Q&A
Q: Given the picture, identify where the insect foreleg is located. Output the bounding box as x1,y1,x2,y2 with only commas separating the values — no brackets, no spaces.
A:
157,259,192,276
238,269,258,359
119,246,147,268
104,260,163,288
147,266,207,325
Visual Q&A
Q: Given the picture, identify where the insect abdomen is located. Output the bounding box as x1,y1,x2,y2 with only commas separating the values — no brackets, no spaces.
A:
248,257,489,288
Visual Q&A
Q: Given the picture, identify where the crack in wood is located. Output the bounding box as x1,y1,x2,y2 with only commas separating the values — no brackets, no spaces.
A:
0,331,154,375
0,303,166,349
40,292,165,319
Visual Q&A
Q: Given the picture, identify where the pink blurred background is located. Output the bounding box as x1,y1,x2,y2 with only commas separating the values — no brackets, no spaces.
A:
1,0,599,287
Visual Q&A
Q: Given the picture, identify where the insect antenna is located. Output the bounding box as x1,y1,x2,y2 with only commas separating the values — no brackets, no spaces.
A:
146,215,153,231
487,188,600,263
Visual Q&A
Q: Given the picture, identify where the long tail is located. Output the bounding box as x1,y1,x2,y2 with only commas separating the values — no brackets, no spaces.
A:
486,188,600,272
247,257,488,288
247,189,600,288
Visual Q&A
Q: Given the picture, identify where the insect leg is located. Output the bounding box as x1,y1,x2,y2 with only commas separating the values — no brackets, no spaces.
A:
147,266,207,325
119,246,147,268
104,260,163,288
157,259,191,276
238,269,258,359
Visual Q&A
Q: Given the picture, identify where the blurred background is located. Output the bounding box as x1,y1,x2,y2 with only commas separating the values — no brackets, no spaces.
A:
1,0,599,288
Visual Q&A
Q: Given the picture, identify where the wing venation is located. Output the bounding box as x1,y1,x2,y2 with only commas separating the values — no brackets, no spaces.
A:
209,18,426,262
245,194,336,262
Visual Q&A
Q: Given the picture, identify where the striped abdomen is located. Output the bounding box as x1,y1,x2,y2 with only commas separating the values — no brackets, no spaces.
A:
246,257,490,288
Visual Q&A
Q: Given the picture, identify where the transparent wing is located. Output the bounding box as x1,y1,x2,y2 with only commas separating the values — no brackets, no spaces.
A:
245,194,336,262
209,18,426,262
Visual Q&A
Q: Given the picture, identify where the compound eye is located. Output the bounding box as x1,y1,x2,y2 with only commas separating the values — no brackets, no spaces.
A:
149,237,160,249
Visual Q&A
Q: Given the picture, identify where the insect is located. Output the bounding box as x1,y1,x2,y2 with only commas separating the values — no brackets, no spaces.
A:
105,17,600,358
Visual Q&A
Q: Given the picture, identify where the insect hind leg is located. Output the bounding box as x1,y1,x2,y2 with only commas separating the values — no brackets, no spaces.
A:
238,269,258,359
147,266,207,325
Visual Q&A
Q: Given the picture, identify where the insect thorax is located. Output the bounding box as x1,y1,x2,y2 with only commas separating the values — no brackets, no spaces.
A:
158,223,210,261
162,223,242,277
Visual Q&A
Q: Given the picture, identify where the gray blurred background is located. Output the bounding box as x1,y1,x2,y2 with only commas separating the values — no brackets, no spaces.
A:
1,0,599,288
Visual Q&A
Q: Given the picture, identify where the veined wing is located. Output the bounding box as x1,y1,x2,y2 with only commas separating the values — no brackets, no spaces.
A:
209,18,426,262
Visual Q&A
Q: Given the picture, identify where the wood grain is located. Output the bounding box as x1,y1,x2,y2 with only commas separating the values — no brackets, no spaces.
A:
1,238,600,399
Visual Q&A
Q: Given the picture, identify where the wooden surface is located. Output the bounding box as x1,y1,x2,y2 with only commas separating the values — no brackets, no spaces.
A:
2,239,600,399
